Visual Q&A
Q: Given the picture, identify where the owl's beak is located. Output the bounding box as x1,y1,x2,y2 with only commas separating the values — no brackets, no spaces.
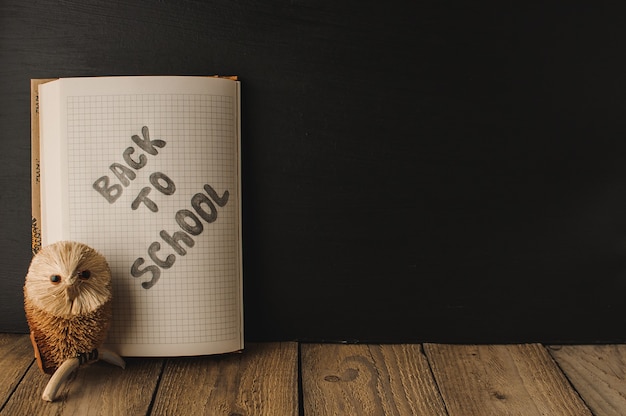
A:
65,274,81,301
66,284,80,302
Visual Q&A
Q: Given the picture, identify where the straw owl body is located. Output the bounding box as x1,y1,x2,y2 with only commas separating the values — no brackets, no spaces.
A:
24,241,113,374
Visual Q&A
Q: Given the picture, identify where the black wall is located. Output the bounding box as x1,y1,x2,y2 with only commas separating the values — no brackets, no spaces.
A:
3,1,626,343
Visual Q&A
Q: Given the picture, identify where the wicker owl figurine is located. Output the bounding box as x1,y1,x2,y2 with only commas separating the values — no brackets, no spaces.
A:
24,241,125,401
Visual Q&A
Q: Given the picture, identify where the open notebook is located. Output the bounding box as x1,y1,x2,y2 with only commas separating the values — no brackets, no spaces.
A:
31,76,242,357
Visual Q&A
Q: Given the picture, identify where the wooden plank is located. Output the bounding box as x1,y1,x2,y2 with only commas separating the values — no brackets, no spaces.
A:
0,357,163,415
0,334,35,408
549,344,626,416
424,343,592,416
150,342,298,416
301,343,447,415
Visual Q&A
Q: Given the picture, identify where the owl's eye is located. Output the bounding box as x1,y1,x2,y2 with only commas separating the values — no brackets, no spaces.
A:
78,270,91,280
50,275,61,284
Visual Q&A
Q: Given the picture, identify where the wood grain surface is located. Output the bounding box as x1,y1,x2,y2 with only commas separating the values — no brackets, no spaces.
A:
424,343,592,416
3,339,626,415
301,343,447,415
151,342,298,416
1,356,162,415
0,334,33,409
549,344,626,416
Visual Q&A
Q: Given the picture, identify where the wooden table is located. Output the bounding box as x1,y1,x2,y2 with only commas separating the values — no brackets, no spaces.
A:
0,333,624,415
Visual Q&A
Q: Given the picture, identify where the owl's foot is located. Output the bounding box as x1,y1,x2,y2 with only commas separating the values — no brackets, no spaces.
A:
42,357,79,401
41,348,126,402
98,348,126,369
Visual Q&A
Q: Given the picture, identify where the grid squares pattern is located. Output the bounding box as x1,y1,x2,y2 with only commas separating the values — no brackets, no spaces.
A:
65,93,240,347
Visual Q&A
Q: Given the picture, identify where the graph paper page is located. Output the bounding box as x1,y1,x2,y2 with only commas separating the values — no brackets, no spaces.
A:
39,76,242,356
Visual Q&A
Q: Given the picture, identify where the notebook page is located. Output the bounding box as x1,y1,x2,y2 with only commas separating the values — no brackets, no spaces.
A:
39,76,242,356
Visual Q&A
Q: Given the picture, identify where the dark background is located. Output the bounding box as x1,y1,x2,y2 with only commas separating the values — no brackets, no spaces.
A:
3,1,626,343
